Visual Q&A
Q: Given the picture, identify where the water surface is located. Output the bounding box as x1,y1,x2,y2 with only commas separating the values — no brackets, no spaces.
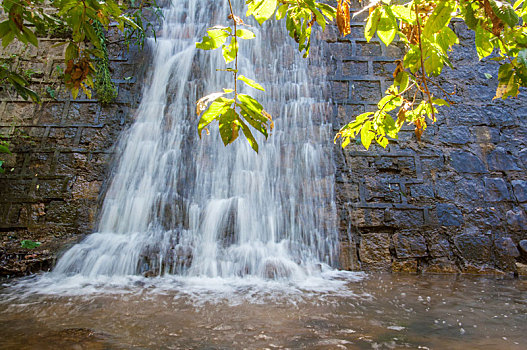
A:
1,274,525,349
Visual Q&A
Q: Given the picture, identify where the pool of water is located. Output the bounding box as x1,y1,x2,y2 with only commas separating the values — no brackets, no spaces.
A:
1,273,526,349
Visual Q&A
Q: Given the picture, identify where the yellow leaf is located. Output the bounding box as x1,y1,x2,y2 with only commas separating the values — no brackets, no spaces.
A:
337,0,351,36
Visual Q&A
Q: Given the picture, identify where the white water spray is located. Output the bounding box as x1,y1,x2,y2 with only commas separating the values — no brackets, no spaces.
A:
53,0,339,282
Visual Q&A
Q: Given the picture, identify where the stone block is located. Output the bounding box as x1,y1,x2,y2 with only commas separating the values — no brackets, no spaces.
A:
409,184,434,199
34,102,65,124
350,81,381,101
494,237,520,258
484,177,510,202
339,241,359,271
516,262,527,276
392,259,418,273
438,125,471,144
328,42,351,59
511,180,527,203
72,178,102,200
385,209,424,227
359,232,392,271
373,61,397,78
450,151,487,173
487,147,521,171
519,240,527,261
506,209,527,231
348,208,386,227
332,81,349,100
422,258,459,274
428,237,452,258
356,42,382,56
436,203,464,226
342,61,368,76
393,230,427,258
454,233,492,264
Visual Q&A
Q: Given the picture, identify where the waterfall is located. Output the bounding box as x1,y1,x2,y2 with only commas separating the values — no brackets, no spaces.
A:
53,0,339,281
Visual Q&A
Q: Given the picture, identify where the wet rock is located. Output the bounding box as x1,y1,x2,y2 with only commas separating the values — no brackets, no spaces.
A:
494,237,520,258
506,209,527,231
516,262,527,276
462,264,505,275
392,231,427,258
436,203,464,226
428,237,452,258
484,178,510,202
422,258,459,274
339,241,360,271
454,233,492,264
511,180,527,203
450,151,487,173
391,259,418,273
494,237,520,271
487,147,521,171
519,240,527,261
359,233,391,271
439,125,471,144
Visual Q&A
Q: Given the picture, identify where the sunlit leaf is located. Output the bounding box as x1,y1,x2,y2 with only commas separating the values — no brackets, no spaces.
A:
238,75,265,91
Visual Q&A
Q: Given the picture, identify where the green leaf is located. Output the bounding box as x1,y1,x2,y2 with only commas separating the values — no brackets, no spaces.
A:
365,7,381,42
435,26,459,53
377,7,397,47
276,4,288,20
488,0,519,27
222,39,238,64
247,0,278,25
475,26,494,60
382,114,398,138
376,135,389,148
21,240,41,249
196,28,230,50
394,71,410,91
0,143,10,154
198,97,234,137
360,120,375,150
236,29,255,40
237,94,264,116
391,4,415,23
462,1,478,30
237,116,259,153
218,108,239,146
403,46,422,73
238,75,265,91
423,0,456,38
377,95,402,112
65,42,79,62
495,62,519,99
21,26,38,47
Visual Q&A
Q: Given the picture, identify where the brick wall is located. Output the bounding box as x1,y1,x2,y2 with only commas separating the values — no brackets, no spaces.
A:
326,3,527,274
0,24,149,276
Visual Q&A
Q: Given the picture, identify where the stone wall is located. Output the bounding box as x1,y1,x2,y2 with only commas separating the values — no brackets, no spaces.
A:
327,2,527,274
1,2,526,277
0,24,149,276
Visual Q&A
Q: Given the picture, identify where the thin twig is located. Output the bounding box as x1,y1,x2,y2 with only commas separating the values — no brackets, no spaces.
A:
414,1,436,122
227,0,238,112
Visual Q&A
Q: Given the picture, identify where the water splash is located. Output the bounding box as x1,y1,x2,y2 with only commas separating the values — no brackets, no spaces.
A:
52,0,340,284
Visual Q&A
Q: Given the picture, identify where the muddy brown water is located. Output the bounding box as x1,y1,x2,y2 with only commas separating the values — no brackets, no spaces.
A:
0,274,526,349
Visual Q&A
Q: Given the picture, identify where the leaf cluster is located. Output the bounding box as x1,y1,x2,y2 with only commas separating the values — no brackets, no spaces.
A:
336,0,527,150
0,0,160,101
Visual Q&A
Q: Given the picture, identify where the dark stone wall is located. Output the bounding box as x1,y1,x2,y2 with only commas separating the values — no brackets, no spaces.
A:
326,3,527,274
0,25,150,276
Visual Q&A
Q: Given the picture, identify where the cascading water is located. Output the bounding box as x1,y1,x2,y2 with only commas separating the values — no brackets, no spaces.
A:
52,0,339,282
